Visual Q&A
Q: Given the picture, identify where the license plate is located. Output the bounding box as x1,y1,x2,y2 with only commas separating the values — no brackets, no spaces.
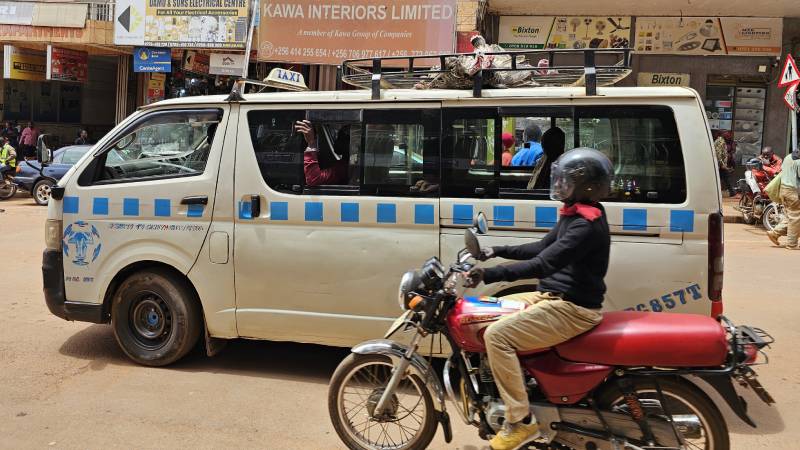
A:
384,311,412,339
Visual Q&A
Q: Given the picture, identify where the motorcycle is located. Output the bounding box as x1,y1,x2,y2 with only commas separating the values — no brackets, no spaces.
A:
328,213,774,450
735,158,784,231
0,169,17,200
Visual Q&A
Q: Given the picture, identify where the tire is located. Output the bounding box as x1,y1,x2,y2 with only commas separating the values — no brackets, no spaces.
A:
111,269,202,366
762,203,783,232
328,353,439,450
738,195,756,225
0,179,16,200
597,376,729,450
33,179,54,206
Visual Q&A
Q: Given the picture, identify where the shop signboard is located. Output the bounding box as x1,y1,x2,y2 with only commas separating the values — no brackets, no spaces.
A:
0,1,34,25
183,51,210,74
637,72,690,87
635,17,725,55
2,45,46,81
498,16,553,49
258,0,457,65
209,53,245,75
46,46,89,83
547,16,631,49
720,18,782,56
115,0,250,49
133,47,172,72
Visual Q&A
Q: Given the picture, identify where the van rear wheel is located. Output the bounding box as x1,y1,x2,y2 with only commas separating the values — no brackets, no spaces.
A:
111,269,201,366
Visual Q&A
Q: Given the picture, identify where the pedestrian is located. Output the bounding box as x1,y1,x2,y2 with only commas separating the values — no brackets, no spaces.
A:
501,132,514,166
74,129,89,145
714,133,736,197
767,147,800,249
19,122,39,160
1,121,18,149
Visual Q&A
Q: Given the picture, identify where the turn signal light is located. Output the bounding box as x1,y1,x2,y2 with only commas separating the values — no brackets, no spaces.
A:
408,295,424,310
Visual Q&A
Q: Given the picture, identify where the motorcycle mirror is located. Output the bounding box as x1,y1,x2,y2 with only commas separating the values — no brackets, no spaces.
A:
37,135,51,165
464,227,481,259
473,212,488,235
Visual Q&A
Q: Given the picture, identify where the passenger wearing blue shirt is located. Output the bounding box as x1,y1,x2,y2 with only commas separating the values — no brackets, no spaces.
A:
511,124,543,167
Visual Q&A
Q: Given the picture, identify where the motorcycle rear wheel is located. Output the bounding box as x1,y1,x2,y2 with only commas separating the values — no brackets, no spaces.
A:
597,377,729,450
737,195,756,225
328,353,438,450
762,203,783,232
0,180,17,200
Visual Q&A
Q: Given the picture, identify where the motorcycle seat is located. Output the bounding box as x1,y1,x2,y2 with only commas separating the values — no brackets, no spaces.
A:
555,311,728,367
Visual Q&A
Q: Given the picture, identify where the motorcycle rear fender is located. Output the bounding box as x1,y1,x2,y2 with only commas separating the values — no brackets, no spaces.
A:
694,374,756,427
352,339,447,413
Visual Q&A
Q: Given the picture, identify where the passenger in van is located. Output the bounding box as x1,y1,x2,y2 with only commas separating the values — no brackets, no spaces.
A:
529,126,566,190
511,124,543,167
501,132,515,166
295,119,350,186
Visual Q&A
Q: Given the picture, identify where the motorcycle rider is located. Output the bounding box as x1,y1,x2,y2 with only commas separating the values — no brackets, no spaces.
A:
754,146,782,192
0,136,17,179
465,148,612,450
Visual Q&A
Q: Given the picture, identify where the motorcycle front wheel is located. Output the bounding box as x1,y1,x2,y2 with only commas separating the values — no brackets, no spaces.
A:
598,377,729,450
762,203,784,232
0,180,16,200
328,353,438,450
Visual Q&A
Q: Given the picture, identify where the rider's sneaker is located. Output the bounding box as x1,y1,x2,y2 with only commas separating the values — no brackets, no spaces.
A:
489,421,541,450
767,231,780,246
785,243,800,250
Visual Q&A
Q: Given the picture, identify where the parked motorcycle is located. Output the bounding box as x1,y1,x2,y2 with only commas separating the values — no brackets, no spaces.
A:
0,170,17,200
735,158,784,231
328,213,774,450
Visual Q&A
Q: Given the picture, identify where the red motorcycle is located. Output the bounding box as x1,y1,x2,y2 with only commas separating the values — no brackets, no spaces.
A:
328,214,774,450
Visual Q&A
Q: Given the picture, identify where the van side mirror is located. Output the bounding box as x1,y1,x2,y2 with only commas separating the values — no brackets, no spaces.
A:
37,135,51,164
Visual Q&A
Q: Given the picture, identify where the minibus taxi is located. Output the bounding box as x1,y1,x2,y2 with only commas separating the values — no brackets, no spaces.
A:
41,69,724,366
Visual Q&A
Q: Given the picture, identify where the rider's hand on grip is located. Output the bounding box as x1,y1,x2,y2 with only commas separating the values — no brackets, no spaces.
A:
475,247,495,261
464,268,485,288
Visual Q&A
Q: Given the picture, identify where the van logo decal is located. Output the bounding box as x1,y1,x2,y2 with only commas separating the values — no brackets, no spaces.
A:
63,221,102,266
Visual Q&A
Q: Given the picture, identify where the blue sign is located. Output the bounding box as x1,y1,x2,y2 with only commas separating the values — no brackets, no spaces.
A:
133,47,171,73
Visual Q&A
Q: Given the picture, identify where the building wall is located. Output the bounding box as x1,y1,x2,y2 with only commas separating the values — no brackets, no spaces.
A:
457,0,481,32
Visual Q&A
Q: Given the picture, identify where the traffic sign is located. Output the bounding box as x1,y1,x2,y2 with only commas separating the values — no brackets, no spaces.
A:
784,82,798,111
779,54,800,88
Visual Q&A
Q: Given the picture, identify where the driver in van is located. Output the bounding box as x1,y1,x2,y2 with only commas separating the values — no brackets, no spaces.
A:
465,148,613,450
295,120,350,186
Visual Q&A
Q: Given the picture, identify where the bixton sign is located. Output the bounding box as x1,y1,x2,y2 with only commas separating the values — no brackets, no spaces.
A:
637,72,691,87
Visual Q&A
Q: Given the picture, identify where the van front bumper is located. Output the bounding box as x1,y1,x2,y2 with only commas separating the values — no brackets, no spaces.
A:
42,249,107,324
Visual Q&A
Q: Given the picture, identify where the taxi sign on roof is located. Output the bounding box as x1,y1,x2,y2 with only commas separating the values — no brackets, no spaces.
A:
264,68,308,91
779,54,800,88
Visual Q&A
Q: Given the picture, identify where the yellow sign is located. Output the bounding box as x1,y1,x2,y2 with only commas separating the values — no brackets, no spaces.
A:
3,45,46,81
144,0,249,49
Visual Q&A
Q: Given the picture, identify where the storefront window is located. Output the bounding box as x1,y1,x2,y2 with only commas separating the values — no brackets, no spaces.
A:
706,82,766,166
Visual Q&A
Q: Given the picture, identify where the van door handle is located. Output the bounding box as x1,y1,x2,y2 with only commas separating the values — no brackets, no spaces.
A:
181,195,208,205
250,194,261,218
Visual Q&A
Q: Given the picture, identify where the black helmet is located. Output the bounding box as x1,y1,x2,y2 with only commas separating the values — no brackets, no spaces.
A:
550,148,613,203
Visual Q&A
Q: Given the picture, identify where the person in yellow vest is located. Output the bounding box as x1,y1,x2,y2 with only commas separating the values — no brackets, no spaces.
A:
0,136,17,179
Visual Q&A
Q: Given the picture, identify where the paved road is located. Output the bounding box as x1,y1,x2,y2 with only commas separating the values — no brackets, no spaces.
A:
1,195,797,449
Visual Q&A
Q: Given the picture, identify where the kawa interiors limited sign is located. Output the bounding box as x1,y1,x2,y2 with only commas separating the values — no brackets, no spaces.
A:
258,0,457,65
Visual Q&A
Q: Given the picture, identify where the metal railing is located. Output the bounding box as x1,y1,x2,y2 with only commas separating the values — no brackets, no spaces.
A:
87,2,113,21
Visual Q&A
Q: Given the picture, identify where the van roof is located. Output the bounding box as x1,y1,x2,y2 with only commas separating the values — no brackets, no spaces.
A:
141,86,699,109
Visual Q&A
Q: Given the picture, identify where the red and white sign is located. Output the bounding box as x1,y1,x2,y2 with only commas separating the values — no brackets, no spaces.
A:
46,45,88,83
779,54,799,88
784,83,798,112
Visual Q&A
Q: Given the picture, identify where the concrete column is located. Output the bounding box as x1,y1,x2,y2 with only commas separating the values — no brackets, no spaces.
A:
115,55,131,125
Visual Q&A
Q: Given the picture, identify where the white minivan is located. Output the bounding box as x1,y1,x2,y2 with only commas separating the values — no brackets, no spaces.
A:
42,61,724,366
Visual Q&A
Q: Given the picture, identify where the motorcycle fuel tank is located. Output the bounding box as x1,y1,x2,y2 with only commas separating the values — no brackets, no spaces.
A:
446,296,534,353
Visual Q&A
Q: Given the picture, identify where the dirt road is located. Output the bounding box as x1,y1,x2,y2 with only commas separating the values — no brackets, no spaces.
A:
0,195,797,449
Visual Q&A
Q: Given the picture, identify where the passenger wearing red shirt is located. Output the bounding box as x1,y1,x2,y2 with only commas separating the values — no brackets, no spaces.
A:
294,120,349,186
754,146,782,192
501,132,514,166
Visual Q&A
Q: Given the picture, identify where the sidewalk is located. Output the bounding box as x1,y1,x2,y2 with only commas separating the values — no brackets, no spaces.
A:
722,196,742,224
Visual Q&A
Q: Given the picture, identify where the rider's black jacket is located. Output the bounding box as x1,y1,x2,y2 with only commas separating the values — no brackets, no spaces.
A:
482,204,610,309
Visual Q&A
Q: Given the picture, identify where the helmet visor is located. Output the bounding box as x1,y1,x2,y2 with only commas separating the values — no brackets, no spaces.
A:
549,161,575,201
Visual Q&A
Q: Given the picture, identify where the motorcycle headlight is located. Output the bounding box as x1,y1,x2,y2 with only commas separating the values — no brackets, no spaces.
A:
397,270,420,311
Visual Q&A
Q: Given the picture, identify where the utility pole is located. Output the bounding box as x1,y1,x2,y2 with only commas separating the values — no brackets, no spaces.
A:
242,0,259,79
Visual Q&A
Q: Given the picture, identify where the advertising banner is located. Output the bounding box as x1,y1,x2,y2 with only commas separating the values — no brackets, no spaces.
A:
115,0,249,48
183,50,210,73
0,1,34,25
498,16,553,49
635,17,726,55
47,46,89,83
720,17,782,56
3,45,46,81
547,16,631,49
133,47,172,72
209,52,245,75
258,0,457,65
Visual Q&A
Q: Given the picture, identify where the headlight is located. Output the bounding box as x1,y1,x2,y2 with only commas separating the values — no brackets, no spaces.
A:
397,270,419,311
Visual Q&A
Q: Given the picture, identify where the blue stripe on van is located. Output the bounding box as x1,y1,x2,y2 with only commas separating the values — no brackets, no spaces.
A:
414,204,435,225
63,196,79,214
187,204,204,218
238,201,252,220
305,202,323,222
271,201,288,220
92,197,108,216
453,204,473,225
377,203,397,224
154,199,171,217
535,206,558,228
340,202,359,223
623,208,648,231
493,205,515,227
123,198,139,216
670,210,695,232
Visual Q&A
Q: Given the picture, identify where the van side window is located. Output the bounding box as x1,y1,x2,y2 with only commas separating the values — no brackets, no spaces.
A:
92,109,221,184
577,106,686,204
247,110,307,193
441,111,496,198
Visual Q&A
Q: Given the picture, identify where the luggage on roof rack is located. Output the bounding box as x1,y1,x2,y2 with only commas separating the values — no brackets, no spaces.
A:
340,48,633,100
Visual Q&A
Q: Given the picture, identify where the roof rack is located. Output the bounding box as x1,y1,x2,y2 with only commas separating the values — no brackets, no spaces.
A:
341,48,633,100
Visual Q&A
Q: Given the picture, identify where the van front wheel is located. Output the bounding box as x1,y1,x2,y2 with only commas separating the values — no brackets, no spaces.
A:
111,269,202,366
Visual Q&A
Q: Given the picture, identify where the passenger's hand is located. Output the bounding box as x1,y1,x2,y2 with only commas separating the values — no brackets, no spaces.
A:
464,268,485,288
475,247,495,261
294,120,316,148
